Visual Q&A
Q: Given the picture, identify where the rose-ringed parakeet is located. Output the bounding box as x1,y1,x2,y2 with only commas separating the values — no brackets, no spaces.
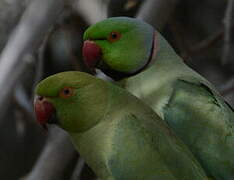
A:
82,17,234,180
34,71,208,180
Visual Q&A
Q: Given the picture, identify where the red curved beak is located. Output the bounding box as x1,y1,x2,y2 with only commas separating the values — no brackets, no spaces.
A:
82,40,102,71
34,96,55,130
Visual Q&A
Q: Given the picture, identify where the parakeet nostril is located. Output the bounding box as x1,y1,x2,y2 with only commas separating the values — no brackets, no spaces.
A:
38,96,44,101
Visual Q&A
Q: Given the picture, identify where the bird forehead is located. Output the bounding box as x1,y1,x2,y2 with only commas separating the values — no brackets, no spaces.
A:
84,20,139,40
36,72,97,96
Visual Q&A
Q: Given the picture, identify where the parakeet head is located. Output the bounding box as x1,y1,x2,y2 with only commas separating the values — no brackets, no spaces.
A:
83,17,155,80
34,71,108,133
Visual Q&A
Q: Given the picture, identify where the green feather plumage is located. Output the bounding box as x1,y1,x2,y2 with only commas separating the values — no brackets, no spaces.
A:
121,33,234,180
35,71,208,180
84,17,234,180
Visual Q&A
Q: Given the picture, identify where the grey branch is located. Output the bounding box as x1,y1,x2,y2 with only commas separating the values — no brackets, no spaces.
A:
0,0,80,179
31,33,49,93
75,0,107,24
0,0,65,122
0,0,26,51
71,158,85,180
27,127,77,180
137,0,180,31
14,83,34,120
222,0,234,65
219,75,234,96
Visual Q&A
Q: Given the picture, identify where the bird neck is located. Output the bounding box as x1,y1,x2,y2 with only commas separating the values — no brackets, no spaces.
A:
68,84,139,179
149,32,183,68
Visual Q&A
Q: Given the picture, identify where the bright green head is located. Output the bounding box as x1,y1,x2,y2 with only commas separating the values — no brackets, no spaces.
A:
34,71,108,133
83,17,154,79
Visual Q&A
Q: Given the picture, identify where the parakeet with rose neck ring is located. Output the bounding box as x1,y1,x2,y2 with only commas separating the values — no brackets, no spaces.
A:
82,17,234,180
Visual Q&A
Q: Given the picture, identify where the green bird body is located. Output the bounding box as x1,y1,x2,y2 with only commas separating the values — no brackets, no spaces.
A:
121,35,234,180
35,71,208,180
83,17,234,180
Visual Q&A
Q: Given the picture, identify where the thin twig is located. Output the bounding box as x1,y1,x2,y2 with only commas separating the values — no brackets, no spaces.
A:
71,158,85,180
183,30,223,60
31,27,56,99
32,38,47,91
219,75,234,96
190,30,223,55
170,21,227,60
14,83,35,120
222,0,234,65
221,86,234,96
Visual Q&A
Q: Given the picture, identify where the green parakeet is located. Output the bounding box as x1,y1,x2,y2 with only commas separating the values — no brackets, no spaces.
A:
82,17,234,180
34,71,208,180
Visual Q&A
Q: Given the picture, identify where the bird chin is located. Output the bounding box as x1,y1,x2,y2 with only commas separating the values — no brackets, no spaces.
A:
34,96,58,130
95,68,115,81
39,113,58,131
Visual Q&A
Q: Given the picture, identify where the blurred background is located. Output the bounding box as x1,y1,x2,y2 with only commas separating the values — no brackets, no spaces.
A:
0,0,233,179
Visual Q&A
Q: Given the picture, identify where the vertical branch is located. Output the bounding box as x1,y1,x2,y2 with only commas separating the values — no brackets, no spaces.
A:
71,158,85,180
75,0,107,24
222,0,234,65
137,0,180,31
27,128,78,180
0,0,26,50
219,75,234,96
14,83,35,120
107,0,145,17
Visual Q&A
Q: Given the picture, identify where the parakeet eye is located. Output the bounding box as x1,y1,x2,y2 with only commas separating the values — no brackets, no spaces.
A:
60,87,74,98
108,31,121,42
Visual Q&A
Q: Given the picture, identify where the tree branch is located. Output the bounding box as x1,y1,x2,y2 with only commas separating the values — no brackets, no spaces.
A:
0,0,26,50
0,0,65,121
219,75,234,96
107,0,145,17
27,127,78,180
222,0,234,65
71,158,85,180
14,83,34,120
75,0,107,24
137,0,180,30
